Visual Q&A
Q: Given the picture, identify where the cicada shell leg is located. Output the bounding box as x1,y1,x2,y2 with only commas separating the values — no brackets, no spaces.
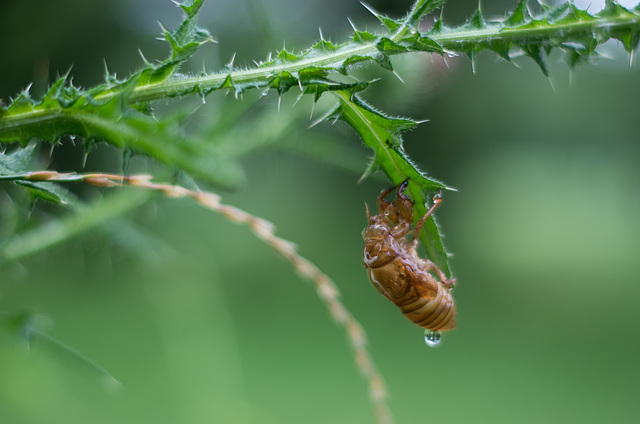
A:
411,189,443,242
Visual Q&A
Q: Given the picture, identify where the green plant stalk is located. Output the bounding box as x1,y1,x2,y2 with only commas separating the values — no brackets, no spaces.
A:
2,1,639,134
437,15,639,44
97,5,640,103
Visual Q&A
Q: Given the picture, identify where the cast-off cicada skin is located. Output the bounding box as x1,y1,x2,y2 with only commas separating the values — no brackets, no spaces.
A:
363,181,456,331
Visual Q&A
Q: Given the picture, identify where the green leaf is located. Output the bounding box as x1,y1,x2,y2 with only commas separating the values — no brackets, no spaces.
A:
404,0,448,29
0,188,150,263
504,0,531,27
0,81,244,189
268,71,298,95
353,29,379,44
328,90,453,277
15,181,71,205
360,3,402,33
0,146,77,205
427,1,640,71
0,311,121,390
465,8,486,30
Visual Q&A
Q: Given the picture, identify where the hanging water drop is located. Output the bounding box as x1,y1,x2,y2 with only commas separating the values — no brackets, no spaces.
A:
424,330,441,347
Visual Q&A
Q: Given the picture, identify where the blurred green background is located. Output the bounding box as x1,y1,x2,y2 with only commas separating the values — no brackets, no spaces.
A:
1,0,639,423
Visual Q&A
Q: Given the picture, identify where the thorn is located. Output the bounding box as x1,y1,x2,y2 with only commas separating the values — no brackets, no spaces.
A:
360,2,380,18
347,17,358,32
157,21,168,37
253,60,260,66
277,95,282,112
392,70,405,84
228,52,236,69
170,0,180,6
319,27,324,40
309,114,325,128
415,119,430,124
292,91,304,108
470,52,477,75
568,68,574,88
547,75,556,93
82,150,89,169
597,49,615,61
512,60,522,70
630,49,635,68
138,49,151,65
62,66,74,80
298,79,303,91
267,51,272,62
309,100,316,120
442,54,450,68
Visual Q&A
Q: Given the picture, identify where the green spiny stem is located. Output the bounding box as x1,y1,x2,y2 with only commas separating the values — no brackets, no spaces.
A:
100,7,640,103
435,16,640,46
2,2,639,137
102,18,640,103
0,189,151,263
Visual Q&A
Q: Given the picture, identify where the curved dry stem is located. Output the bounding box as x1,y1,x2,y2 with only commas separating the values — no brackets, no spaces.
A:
17,170,393,424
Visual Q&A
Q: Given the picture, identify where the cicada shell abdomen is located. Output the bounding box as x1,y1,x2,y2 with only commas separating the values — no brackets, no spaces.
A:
396,280,456,331
367,253,456,331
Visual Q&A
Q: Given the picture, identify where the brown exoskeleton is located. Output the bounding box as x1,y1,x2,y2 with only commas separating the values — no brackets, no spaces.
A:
363,181,456,331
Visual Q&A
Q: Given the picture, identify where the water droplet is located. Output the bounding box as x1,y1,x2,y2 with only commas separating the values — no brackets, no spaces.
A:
424,330,441,347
